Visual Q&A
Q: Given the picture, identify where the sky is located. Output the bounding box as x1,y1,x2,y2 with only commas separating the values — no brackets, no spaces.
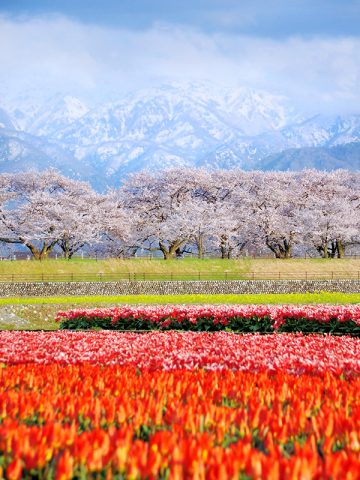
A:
1,0,360,113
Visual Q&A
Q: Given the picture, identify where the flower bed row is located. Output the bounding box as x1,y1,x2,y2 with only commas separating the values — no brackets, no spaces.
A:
1,331,360,479
1,364,359,479
56,304,360,335
1,331,360,374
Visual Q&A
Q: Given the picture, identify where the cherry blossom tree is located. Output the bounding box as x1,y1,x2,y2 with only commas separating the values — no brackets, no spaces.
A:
298,170,359,258
45,186,126,259
117,168,210,259
245,171,303,258
0,171,65,259
0,170,124,260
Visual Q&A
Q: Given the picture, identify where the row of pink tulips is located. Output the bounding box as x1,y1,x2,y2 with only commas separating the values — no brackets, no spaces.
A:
1,331,360,374
56,304,360,330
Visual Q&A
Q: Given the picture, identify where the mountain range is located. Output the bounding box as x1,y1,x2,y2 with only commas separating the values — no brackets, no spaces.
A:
0,82,359,190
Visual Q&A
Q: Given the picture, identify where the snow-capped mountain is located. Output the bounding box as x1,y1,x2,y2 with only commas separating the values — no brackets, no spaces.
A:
2,94,89,136
202,114,360,170
0,107,16,130
27,95,89,137
51,83,293,174
0,82,359,190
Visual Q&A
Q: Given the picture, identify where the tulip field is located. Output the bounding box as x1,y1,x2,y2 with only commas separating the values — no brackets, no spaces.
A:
1,327,360,479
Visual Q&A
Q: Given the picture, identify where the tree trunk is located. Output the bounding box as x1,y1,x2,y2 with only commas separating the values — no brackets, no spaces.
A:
329,241,337,258
39,241,57,260
336,239,345,258
60,234,70,259
220,235,232,259
23,241,56,261
266,238,292,259
282,239,292,259
159,239,186,260
316,242,329,258
196,232,205,259
59,237,85,259
0,237,55,261
236,242,248,258
23,242,41,260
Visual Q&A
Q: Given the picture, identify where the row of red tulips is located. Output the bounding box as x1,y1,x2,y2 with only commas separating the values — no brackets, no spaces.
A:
56,304,360,334
1,364,360,479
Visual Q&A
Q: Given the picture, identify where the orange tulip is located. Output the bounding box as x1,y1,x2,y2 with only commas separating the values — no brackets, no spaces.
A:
6,459,23,480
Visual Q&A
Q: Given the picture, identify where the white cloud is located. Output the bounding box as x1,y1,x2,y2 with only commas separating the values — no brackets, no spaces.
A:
0,14,359,113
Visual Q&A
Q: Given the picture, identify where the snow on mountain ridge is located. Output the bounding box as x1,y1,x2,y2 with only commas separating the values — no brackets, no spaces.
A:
27,95,89,137
0,82,359,188
48,82,293,170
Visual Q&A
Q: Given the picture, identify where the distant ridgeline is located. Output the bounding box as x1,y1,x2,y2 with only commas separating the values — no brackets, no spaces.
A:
0,84,359,190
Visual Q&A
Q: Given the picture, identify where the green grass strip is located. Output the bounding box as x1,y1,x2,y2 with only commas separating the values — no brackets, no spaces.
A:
0,292,359,305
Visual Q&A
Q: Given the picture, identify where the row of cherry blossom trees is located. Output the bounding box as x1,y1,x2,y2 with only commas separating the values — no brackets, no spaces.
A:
0,168,359,260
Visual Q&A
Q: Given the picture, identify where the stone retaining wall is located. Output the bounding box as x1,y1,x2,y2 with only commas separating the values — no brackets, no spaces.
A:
0,280,360,297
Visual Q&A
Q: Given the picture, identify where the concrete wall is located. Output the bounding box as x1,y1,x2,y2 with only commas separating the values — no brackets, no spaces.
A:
0,280,360,297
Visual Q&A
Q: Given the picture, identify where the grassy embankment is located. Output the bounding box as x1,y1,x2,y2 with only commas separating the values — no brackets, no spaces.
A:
0,258,359,330
0,257,359,280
